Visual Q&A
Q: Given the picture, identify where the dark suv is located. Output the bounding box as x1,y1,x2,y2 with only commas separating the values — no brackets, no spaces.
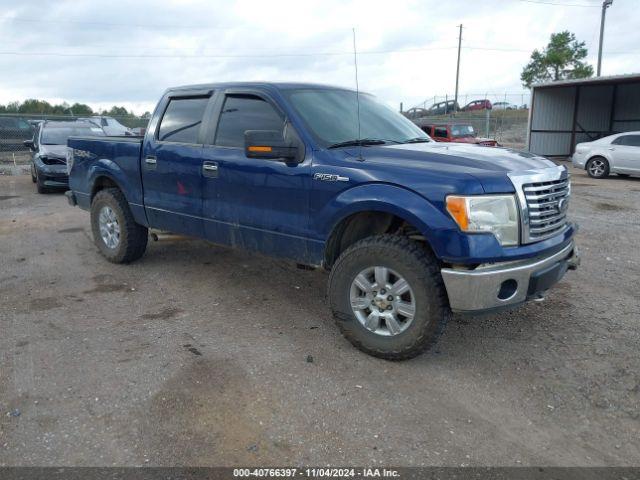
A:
0,116,34,152
25,121,105,193
428,100,459,116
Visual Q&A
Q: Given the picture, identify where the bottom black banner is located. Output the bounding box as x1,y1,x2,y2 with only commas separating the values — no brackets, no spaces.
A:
0,468,638,480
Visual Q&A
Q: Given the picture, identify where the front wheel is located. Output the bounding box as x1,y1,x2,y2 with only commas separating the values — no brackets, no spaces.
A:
586,156,609,179
328,235,450,360
90,188,148,263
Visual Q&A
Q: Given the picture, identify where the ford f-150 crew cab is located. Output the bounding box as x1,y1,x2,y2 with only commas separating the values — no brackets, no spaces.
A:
66,82,580,360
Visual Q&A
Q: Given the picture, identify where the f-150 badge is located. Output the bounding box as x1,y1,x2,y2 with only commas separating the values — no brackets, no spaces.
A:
313,173,349,182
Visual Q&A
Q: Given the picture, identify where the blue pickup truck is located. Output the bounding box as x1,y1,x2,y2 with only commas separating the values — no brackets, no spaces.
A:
66,82,579,360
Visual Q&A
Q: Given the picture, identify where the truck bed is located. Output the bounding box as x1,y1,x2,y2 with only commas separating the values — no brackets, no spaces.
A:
67,135,146,224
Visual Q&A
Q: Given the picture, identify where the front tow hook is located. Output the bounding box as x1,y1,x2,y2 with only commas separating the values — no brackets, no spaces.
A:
567,247,581,271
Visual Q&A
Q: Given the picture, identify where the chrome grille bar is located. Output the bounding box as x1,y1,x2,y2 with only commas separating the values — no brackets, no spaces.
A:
508,165,571,244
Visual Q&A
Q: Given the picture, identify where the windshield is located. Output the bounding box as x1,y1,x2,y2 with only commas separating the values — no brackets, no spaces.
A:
283,88,431,147
451,125,475,137
41,125,104,145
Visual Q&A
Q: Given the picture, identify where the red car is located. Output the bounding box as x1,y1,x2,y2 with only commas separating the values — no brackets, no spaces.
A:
421,123,498,146
462,99,492,111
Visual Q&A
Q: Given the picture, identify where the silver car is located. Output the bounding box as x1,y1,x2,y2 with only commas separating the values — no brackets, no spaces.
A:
572,132,640,179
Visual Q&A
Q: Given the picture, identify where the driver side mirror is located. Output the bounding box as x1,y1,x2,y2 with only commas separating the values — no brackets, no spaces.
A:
23,139,35,151
244,130,299,163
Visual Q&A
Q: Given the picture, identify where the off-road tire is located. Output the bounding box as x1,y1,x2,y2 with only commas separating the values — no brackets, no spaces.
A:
586,156,609,179
328,234,450,360
90,188,148,263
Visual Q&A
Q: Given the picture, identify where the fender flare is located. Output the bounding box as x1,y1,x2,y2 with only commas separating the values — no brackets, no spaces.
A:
317,183,456,257
86,159,148,226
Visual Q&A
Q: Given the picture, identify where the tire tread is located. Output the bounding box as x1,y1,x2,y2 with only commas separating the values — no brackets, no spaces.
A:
91,188,148,263
328,234,450,361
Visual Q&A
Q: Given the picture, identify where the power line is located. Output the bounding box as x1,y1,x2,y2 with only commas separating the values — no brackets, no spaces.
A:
0,44,636,59
517,0,600,6
0,16,233,30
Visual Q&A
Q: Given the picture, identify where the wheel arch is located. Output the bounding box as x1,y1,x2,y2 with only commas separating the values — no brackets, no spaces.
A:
87,161,148,226
320,185,454,268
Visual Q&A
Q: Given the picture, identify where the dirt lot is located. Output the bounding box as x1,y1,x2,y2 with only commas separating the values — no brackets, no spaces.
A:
0,168,638,467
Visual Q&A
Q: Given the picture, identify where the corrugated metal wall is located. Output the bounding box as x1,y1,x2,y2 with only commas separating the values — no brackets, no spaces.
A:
528,79,640,157
613,81,640,132
529,86,575,156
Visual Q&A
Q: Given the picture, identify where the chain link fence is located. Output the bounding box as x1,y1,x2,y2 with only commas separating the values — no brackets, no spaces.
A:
0,113,149,173
410,110,529,149
402,93,531,149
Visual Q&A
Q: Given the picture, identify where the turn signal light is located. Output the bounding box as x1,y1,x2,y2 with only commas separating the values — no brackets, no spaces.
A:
446,196,469,230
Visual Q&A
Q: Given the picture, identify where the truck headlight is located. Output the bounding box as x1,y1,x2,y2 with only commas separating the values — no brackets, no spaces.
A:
446,194,519,246
66,149,74,175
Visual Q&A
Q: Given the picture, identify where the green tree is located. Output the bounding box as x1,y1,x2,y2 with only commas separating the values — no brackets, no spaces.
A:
18,98,53,114
69,103,94,115
106,106,130,117
521,31,593,88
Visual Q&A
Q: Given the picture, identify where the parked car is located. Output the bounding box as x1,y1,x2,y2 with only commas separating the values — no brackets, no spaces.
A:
0,116,34,152
25,120,105,193
492,102,518,111
80,116,132,136
403,107,429,120
461,99,492,112
420,123,498,146
572,131,640,178
428,100,459,116
66,82,579,360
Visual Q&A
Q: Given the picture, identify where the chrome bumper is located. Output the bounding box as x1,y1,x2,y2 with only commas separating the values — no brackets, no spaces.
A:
441,241,579,313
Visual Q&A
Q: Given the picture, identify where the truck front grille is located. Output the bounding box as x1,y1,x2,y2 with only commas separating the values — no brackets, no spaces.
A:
522,178,570,242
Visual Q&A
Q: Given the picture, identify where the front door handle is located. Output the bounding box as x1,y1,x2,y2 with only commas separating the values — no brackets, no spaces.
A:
144,156,157,169
203,161,219,178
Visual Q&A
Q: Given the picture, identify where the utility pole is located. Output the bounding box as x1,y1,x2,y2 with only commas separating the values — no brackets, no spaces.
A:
597,0,613,76
454,24,463,112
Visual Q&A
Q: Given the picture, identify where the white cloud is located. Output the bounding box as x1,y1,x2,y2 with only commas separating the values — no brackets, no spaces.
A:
0,0,637,114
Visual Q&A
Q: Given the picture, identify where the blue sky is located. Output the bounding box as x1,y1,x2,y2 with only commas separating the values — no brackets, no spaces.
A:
1,0,638,113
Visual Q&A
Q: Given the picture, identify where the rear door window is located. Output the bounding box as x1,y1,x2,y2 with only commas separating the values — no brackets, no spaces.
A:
158,97,209,144
214,95,284,148
613,135,640,147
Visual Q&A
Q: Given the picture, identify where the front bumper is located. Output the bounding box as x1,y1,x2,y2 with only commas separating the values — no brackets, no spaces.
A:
441,241,579,313
571,153,586,169
35,163,68,188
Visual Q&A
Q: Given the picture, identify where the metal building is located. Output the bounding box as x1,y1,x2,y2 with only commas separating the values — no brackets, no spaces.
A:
527,73,640,158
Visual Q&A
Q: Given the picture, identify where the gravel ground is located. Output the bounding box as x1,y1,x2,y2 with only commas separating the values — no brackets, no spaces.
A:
0,167,638,467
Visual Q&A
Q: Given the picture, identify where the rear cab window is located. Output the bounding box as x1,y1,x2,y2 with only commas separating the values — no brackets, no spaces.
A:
434,127,448,138
157,97,210,144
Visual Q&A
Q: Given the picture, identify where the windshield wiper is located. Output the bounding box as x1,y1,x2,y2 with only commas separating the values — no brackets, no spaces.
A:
327,138,389,149
402,137,432,143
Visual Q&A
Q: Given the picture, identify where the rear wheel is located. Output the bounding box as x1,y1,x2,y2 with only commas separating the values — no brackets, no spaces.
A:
90,188,148,263
586,156,609,179
328,235,450,360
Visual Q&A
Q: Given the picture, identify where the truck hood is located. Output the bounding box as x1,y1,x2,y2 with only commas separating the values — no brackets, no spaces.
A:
38,144,69,158
352,142,557,193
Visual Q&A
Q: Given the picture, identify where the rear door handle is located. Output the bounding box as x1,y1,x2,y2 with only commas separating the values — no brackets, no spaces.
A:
203,161,219,178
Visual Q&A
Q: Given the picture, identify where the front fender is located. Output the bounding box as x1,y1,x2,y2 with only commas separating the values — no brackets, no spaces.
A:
315,183,459,259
